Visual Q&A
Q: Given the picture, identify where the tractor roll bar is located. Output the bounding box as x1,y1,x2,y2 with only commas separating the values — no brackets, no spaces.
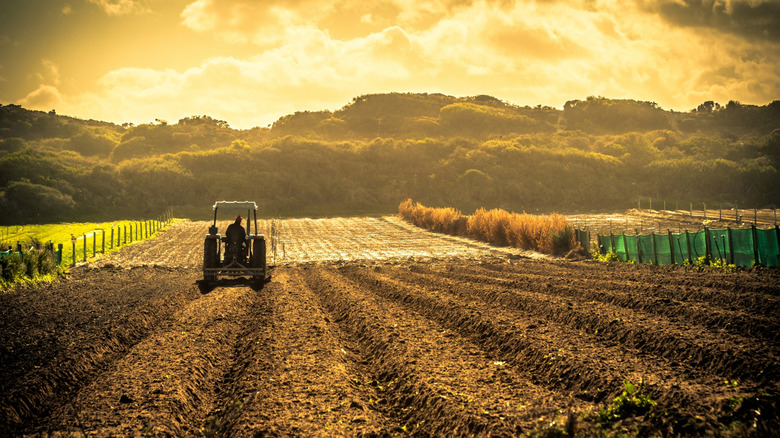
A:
212,201,259,236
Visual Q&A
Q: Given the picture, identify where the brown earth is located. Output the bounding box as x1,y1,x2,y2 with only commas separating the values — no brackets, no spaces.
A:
0,217,778,436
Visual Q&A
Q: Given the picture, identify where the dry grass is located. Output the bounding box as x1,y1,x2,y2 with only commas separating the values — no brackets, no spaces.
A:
399,199,575,255
398,199,467,235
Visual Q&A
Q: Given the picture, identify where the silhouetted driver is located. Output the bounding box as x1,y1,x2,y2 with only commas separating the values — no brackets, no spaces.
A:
225,215,246,263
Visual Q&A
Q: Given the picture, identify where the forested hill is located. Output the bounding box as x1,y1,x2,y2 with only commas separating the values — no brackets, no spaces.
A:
1,94,779,224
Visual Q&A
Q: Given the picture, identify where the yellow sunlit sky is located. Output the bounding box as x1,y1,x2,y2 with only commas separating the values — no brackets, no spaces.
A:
1,0,778,129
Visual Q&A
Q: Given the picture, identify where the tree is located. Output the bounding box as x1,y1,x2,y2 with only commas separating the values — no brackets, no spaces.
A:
0,180,75,224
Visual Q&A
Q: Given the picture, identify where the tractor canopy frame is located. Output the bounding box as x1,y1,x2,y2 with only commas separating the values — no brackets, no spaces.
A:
211,201,258,238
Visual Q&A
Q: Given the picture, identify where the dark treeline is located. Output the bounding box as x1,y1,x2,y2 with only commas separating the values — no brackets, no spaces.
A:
1,94,778,224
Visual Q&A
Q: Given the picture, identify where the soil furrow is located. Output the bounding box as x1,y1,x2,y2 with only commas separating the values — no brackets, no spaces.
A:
396,263,779,382
469,260,780,317
303,265,595,436
39,276,255,435
420,262,779,344
0,267,199,433
337,264,765,433
213,268,394,436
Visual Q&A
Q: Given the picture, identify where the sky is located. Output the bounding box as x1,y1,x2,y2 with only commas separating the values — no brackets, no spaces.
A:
0,0,778,129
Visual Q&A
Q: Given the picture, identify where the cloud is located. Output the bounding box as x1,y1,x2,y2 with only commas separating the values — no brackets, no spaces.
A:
87,0,150,16
40,59,61,86
181,0,335,45
42,0,779,128
19,85,63,110
645,0,780,42
58,26,421,128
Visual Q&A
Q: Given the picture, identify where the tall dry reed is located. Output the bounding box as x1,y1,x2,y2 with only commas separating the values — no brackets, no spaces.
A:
399,199,575,255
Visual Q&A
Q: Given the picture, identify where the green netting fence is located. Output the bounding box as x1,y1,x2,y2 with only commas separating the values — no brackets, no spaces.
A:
595,226,780,267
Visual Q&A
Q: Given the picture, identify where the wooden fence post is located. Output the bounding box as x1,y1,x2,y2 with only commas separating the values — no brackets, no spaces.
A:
752,225,759,266
704,227,711,263
727,227,734,265
651,232,659,265
776,226,780,265
622,233,629,261
636,231,644,264
92,232,96,257
668,230,675,265
82,234,87,262
685,231,693,264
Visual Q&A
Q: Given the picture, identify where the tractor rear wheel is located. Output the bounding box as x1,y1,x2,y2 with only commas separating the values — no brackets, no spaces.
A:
204,237,218,282
252,237,267,284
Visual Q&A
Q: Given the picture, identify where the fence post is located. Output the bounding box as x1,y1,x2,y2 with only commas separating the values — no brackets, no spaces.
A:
123,225,127,245
685,231,693,264
719,205,722,222
57,243,63,266
755,208,758,225
668,230,675,265
651,232,659,265
622,233,629,261
752,225,759,266
690,203,693,217
92,232,96,257
704,227,712,263
703,203,706,220
71,236,76,267
727,227,735,265
636,231,643,264
101,230,105,253
735,203,739,224
776,226,780,266
82,234,87,262
610,233,615,254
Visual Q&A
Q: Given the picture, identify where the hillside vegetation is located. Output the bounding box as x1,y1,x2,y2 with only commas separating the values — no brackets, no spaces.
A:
1,94,778,223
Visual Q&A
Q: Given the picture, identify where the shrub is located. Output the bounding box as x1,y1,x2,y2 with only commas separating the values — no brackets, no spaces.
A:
399,199,576,255
1,252,26,284
0,242,59,289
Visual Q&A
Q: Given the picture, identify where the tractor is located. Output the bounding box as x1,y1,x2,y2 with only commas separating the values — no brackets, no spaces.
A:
203,201,267,285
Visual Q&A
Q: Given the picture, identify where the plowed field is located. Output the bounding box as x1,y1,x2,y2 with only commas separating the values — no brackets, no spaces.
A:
1,217,778,436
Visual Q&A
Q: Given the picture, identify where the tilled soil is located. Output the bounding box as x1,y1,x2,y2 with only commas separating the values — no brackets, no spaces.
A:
1,218,778,436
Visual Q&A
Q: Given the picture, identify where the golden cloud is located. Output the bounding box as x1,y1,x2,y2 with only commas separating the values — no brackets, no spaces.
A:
88,0,150,16
19,85,62,110
42,0,779,128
